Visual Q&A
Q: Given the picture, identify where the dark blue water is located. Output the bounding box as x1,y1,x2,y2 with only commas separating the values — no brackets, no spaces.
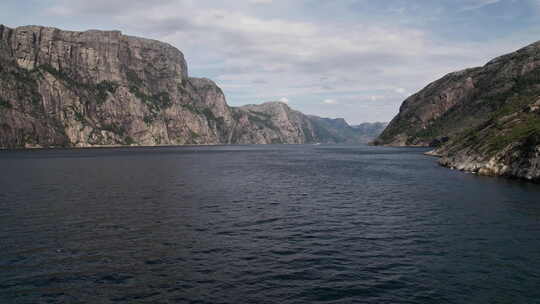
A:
1,145,540,304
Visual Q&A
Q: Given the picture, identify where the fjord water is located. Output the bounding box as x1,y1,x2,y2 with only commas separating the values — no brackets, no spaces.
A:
1,145,540,304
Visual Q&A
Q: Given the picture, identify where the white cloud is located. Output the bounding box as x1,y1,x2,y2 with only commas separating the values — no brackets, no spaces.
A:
370,95,385,101
394,88,407,95
37,0,539,123
279,97,289,103
461,0,501,10
249,0,273,4
323,99,338,105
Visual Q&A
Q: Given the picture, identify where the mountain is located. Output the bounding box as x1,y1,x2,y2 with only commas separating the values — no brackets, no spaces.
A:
0,25,366,148
352,122,388,143
374,40,540,181
301,117,383,144
231,102,340,145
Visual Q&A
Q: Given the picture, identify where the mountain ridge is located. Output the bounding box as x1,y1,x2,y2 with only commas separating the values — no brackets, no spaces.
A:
374,39,540,181
0,24,381,148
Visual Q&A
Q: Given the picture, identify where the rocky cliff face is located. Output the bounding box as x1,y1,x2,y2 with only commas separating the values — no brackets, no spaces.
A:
375,67,481,146
374,40,540,181
352,122,388,143
0,25,364,148
434,97,540,181
227,102,379,144
304,118,386,144
0,25,225,147
230,102,316,144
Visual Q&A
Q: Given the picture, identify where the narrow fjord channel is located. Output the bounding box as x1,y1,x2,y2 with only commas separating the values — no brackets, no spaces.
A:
1,145,540,303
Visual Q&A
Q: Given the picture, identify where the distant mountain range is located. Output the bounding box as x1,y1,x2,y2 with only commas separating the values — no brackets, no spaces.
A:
374,40,540,181
0,25,384,148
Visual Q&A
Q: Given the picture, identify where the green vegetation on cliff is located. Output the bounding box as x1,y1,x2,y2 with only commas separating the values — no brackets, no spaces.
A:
376,40,540,181
0,25,382,148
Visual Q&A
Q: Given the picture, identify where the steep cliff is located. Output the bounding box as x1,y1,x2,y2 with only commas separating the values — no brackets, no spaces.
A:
0,25,364,148
352,122,388,143
228,102,379,144
374,67,482,147
230,102,315,144
0,25,227,147
304,118,386,144
374,40,540,181
434,97,540,181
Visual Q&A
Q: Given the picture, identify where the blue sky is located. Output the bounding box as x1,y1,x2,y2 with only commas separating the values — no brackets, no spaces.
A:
2,0,540,124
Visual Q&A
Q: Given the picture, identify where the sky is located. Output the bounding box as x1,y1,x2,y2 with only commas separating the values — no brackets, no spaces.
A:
2,0,540,124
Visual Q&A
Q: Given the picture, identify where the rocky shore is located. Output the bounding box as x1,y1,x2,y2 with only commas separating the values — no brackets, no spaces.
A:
375,40,540,182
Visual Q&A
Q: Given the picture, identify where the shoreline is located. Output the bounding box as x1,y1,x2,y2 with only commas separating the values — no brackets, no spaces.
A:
0,142,373,152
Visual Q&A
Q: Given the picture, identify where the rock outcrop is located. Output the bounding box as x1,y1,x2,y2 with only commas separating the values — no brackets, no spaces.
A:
227,102,382,144
374,39,540,181
352,122,388,143
231,102,316,144
0,25,368,148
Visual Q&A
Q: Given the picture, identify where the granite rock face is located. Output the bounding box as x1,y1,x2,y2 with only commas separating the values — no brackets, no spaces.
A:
352,122,388,143
228,102,381,144
231,102,316,144
374,40,540,181
0,25,367,148
0,25,219,147
375,67,482,147
434,98,540,181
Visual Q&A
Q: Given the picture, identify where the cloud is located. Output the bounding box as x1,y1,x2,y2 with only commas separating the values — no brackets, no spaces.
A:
249,0,273,4
279,97,289,103
394,88,407,95
370,95,385,101
26,0,540,123
461,0,501,10
47,0,177,16
252,78,268,84
323,99,338,105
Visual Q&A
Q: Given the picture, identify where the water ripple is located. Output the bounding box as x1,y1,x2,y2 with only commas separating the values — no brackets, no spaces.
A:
1,145,540,303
